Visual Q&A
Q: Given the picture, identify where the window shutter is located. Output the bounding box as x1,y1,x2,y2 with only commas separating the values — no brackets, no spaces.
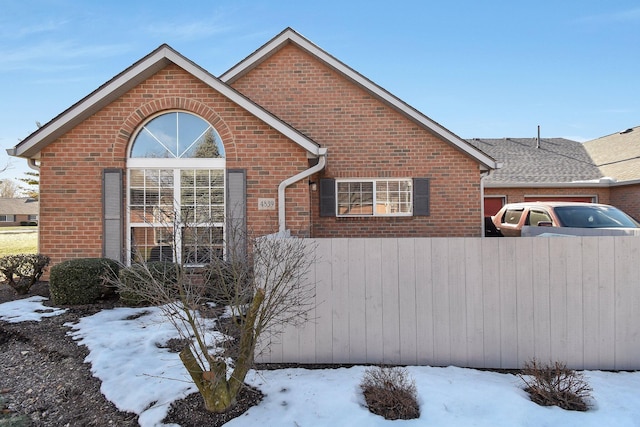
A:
226,169,246,257
319,178,336,217
103,169,123,262
413,178,430,216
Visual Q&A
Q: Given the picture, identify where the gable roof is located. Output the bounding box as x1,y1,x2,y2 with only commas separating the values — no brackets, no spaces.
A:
467,137,602,185
220,28,498,172
7,44,324,159
0,197,39,215
583,126,640,182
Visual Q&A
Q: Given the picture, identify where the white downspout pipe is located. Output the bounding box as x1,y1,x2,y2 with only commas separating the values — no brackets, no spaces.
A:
480,170,489,237
278,148,327,233
27,158,40,171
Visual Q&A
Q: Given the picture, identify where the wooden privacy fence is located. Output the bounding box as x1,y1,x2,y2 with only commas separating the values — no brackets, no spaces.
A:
256,237,640,370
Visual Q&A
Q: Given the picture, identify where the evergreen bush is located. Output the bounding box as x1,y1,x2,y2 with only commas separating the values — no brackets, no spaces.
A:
204,259,253,306
0,253,50,295
118,262,179,306
49,258,120,305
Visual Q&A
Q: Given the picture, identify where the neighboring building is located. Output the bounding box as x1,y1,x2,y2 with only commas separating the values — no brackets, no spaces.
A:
469,126,640,222
584,125,640,220
0,197,39,227
468,137,614,217
6,28,498,268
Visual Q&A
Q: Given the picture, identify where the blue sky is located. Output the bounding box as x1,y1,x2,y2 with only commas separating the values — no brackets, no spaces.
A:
1,0,639,183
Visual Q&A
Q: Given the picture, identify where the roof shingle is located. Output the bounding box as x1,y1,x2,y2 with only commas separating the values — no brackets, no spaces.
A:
0,197,39,215
583,126,640,181
467,137,602,184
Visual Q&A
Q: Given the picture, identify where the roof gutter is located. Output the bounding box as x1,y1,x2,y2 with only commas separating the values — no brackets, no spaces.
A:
6,147,40,172
278,148,327,233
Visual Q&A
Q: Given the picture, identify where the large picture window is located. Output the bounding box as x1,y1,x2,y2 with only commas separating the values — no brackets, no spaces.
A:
337,179,413,216
127,111,225,265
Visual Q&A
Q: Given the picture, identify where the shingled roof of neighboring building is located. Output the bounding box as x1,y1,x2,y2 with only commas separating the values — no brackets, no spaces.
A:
0,197,39,215
583,126,640,182
467,137,602,184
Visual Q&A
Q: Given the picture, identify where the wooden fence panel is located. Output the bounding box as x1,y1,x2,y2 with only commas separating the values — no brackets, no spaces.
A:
597,237,616,369
256,236,640,370
614,237,640,370
515,237,534,367
364,238,384,363
431,238,451,366
347,238,367,363
581,237,600,369
414,238,434,364
398,239,418,365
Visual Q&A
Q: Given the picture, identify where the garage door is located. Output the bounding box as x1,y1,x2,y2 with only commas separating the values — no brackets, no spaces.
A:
484,197,505,217
524,196,596,203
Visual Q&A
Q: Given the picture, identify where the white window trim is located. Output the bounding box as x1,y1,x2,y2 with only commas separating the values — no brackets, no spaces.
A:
127,110,225,160
126,165,226,266
0,215,15,222
336,178,413,217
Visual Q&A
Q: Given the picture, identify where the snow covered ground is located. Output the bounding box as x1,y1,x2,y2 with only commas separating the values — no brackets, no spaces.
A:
2,296,640,427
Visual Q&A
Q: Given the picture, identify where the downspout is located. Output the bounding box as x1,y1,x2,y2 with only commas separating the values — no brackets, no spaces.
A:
480,161,502,236
480,170,489,236
278,148,328,233
27,158,40,171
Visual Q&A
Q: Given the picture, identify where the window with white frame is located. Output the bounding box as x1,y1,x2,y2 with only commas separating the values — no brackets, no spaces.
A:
127,111,226,265
336,179,413,216
0,215,16,222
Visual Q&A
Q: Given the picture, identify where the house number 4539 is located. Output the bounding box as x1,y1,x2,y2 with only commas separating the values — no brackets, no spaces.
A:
258,198,276,211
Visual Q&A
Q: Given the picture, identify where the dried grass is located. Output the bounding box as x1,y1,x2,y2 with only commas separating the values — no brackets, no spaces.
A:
518,359,592,411
360,366,420,420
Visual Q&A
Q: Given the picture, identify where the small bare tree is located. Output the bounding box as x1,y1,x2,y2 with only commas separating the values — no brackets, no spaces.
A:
0,178,19,198
114,215,316,413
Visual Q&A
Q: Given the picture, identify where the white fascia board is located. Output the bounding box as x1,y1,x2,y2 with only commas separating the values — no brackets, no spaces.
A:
13,45,322,159
13,49,172,158
221,29,498,171
484,181,613,188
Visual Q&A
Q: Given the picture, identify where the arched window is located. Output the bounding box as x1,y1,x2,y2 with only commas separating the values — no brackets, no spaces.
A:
127,111,226,265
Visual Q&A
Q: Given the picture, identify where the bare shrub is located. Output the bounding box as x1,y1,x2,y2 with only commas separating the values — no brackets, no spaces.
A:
360,366,420,420
518,359,592,411
111,221,316,414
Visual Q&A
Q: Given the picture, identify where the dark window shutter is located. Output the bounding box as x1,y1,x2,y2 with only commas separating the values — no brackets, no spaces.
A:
226,169,246,258
103,169,123,262
413,178,430,216
319,178,336,217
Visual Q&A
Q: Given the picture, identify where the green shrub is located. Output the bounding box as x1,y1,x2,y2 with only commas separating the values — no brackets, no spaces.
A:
49,258,120,305
0,253,50,295
118,262,179,306
518,359,592,411
204,259,253,306
360,366,420,420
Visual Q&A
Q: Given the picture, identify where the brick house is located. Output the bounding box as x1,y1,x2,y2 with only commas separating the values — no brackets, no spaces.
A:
470,127,640,222
7,28,498,268
0,197,39,227
468,136,609,217
584,125,640,220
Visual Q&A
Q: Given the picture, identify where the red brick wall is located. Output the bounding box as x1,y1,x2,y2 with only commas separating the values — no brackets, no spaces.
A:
39,65,310,267
610,183,640,220
231,44,484,237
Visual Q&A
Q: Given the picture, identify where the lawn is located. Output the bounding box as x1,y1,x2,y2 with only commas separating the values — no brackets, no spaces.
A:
0,228,38,256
